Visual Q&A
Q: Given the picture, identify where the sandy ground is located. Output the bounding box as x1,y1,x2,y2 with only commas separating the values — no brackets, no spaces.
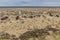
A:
0,8,60,38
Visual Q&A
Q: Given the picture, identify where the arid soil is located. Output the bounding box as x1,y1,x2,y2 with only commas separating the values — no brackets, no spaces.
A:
0,8,60,40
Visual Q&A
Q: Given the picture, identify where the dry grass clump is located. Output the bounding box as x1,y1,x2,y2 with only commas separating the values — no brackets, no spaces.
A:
46,11,60,17
19,25,60,40
0,26,60,40
0,32,19,40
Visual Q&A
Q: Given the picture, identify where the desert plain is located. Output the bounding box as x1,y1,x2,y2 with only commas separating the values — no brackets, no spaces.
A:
0,8,60,40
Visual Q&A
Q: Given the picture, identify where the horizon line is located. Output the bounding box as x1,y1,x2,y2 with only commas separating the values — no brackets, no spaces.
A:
0,6,60,8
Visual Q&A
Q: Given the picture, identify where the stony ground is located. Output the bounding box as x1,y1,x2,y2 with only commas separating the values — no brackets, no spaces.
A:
0,8,60,40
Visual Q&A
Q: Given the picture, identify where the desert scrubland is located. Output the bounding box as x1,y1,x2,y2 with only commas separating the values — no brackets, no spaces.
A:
0,8,60,40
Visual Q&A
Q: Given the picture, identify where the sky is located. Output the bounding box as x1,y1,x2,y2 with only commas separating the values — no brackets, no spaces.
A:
0,0,60,6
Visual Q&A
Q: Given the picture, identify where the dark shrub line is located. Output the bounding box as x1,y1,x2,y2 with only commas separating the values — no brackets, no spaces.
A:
19,26,60,40
0,26,60,40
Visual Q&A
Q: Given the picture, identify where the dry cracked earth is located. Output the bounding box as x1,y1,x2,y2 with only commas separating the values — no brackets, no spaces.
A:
0,8,60,40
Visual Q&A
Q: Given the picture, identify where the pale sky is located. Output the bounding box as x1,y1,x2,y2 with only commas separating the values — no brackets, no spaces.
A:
0,0,60,6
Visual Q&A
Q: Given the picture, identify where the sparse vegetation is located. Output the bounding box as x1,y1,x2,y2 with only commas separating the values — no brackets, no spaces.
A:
0,26,60,40
1,16,8,20
0,8,60,40
19,26,60,40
